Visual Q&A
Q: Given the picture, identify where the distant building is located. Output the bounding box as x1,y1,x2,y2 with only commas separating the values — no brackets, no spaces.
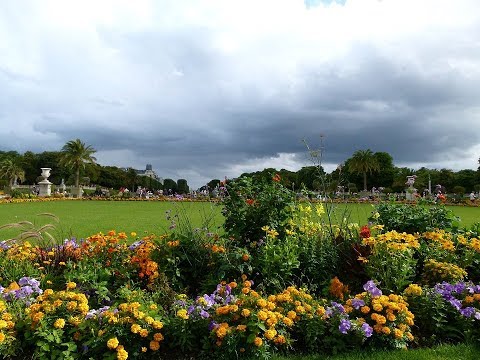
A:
135,164,163,184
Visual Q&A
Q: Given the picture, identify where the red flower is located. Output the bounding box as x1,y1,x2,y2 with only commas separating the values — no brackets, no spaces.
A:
360,225,371,239
246,199,255,206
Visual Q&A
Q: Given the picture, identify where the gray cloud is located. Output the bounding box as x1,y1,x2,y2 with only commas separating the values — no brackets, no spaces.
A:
1,0,480,188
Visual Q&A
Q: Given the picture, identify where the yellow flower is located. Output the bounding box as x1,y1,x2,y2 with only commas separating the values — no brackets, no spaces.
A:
153,333,164,341
131,323,141,334
131,232,137,237
177,309,189,320
256,299,267,308
152,320,164,330
149,340,160,351
107,337,119,349
117,348,128,360
54,318,66,329
241,309,251,317
254,337,263,347
257,310,268,321
66,282,77,290
139,328,149,338
264,329,277,340
0,333,5,343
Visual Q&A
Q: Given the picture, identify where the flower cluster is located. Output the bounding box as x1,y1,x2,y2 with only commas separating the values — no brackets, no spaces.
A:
422,259,467,285
92,300,165,357
345,281,415,347
362,231,420,251
0,299,15,349
434,281,480,319
1,277,42,304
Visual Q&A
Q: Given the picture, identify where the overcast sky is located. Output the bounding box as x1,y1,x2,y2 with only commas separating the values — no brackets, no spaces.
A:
1,0,480,189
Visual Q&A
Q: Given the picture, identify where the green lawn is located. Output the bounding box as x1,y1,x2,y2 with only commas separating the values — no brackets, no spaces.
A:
272,343,480,360
0,200,479,240
0,200,224,240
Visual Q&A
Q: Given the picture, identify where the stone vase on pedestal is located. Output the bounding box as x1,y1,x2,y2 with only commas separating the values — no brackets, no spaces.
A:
38,168,52,197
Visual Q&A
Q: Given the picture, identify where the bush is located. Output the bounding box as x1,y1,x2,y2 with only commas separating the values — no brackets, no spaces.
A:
372,203,459,233
222,174,296,249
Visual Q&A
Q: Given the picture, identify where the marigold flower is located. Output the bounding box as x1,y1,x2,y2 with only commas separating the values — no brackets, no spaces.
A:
117,348,128,360
265,329,277,340
107,337,119,349
153,333,164,341
254,337,263,347
149,340,160,351
54,318,66,329
177,309,189,319
66,282,77,290
131,324,141,334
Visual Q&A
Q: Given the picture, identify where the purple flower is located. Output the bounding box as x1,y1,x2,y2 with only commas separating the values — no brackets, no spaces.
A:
361,323,373,338
330,302,346,314
460,307,476,318
200,310,210,319
187,305,196,315
339,319,351,334
351,298,365,310
448,298,462,310
363,280,382,297
208,321,218,331
128,240,143,251
453,282,466,294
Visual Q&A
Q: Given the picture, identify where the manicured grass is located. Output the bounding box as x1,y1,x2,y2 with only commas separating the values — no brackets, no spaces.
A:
272,343,480,360
0,200,223,240
0,200,479,240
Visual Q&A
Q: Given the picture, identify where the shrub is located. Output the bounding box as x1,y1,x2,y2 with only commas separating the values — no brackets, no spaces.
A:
222,174,296,249
372,203,459,233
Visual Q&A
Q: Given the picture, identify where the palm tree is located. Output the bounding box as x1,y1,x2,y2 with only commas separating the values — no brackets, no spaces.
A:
347,149,380,191
60,139,97,196
0,158,25,187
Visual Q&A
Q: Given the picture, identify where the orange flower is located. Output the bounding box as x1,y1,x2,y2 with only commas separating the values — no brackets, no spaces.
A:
272,174,281,182
242,254,250,261
246,199,255,206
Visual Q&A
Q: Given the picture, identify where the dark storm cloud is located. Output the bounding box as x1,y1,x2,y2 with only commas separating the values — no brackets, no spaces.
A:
1,0,479,187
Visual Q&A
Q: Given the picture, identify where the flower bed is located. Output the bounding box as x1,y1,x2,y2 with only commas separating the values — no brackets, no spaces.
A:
1,174,480,358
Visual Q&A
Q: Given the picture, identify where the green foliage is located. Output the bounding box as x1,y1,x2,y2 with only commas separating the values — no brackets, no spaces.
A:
373,203,459,233
223,174,296,249
404,286,471,346
364,243,417,293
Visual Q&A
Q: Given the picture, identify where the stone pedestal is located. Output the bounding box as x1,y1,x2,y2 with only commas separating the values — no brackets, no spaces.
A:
38,180,52,196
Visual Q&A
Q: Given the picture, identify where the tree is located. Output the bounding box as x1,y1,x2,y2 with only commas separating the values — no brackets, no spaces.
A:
125,168,138,192
346,149,380,191
60,139,97,195
177,179,189,194
163,179,177,194
0,157,25,187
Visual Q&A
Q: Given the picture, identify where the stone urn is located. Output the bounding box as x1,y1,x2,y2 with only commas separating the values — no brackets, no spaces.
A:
38,168,52,196
41,168,51,180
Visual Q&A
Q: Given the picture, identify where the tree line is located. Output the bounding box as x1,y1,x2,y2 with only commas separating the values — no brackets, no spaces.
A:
211,150,480,195
0,139,189,194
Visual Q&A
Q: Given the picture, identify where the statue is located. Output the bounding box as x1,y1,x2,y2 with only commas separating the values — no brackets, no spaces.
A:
405,175,417,201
